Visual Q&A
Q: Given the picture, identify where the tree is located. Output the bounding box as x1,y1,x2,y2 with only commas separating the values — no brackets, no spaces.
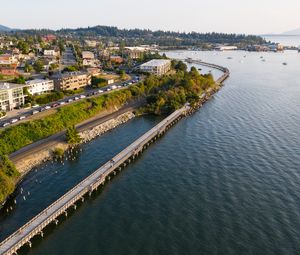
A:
24,62,33,73
66,125,81,144
12,75,26,84
33,60,44,73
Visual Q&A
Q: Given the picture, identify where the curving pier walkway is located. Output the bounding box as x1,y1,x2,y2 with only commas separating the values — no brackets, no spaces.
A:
0,59,229,255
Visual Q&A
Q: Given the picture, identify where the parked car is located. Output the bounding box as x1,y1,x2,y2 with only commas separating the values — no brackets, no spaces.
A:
52,103,59,108
74,96,79,101
79,95,86,99
19,116,26,120
59,101,66,105
98,90,104,93
45,106,51,110
11,119,18,124
2,122,10,127
68,99,73,103
32,110,39,115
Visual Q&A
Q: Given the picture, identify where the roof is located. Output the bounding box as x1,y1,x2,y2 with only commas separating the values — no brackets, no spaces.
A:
51,71,88,79
140,59,171,67
0,82,26,91
26,79,53,85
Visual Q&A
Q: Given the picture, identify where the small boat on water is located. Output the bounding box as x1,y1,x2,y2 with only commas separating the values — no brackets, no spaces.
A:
282,62,287,66
227,57,232,59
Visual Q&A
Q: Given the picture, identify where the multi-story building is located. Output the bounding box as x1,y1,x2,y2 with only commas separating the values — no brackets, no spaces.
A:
140,59,171,75
25,79,54,95
0,83,26,111
52,72,91,91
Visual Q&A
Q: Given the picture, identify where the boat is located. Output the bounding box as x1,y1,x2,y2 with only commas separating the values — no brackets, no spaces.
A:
227,57,232,59
282,62,287,66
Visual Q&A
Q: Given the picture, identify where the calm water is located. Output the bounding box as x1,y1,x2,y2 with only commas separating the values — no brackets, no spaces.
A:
264,35,300,47
1,49,300,255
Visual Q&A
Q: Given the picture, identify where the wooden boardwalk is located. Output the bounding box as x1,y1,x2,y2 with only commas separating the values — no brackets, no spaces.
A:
0,105,190,255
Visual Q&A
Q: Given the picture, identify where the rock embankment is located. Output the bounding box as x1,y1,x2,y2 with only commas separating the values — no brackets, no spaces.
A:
80,112,135,142
15,111,135,174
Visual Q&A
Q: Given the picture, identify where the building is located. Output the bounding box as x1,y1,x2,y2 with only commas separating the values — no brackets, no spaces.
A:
82,51,95,59
0,54,19,75
124,47,148,59
215,45,238,51
0,83,26,111
42,34,57,42
85,40,97,48
140,59,171,75
44,49,60,57
25,79,54,95
110,56,123,64
52,72,91,91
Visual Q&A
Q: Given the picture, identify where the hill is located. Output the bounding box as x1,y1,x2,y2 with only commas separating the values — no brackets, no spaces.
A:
282,28,300,35
0,24,12,31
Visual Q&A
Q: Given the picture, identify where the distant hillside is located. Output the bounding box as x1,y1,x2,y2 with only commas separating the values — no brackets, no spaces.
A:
282,28,300,35
0,24,12,31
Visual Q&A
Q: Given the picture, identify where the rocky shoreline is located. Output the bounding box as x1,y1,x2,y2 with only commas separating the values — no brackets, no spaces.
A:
15,111,135,175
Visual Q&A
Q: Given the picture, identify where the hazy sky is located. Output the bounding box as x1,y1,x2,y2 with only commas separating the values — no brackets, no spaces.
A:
2,0,300,34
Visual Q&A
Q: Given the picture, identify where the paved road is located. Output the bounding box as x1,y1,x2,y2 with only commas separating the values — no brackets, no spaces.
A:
0,76,139,129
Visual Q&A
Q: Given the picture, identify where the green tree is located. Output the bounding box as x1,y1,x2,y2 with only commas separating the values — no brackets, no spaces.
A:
24,62,33,73
33,60,44,73
66,125,81,144
12,75,26,84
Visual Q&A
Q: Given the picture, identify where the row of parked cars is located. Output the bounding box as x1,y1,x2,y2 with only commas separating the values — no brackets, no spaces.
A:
1,77,141,128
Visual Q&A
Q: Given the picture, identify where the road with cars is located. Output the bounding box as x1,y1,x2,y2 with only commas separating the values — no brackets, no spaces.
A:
0,76,140,129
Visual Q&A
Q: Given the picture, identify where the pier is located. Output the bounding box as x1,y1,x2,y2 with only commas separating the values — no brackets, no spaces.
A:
0,60,229,255
0,105,190,255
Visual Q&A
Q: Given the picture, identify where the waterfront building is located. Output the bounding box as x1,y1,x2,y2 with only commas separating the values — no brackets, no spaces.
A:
52,72,91,91
140,59,171,75
25,79,54,95
215,45,238,51
0,83,26,111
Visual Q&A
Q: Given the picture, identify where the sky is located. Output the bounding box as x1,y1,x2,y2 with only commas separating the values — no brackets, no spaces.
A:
2,0,300,35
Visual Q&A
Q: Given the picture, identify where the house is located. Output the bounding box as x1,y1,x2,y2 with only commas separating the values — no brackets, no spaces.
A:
25,79,54,95
44,49,60,57
110,56,123,64
42,34,57,42
85,40,97,48
124,46,149,59
51,72,91,91
0,83,26,111
140,59,171,75
0,54,19,75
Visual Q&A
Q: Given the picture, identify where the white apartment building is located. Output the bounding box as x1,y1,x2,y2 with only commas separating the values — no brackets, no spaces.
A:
0,83,26,111
140,59,171,75
25,79,54,95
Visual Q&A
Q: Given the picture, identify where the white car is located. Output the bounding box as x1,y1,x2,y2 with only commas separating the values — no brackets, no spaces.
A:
98,90,104,93
79,95,86,99
45,106,51,110
2,122,10,127
74,97,79,100
68,99,73,103
59,101,66,105
106,88,111,92
11,119,18,124
32,110,39,115
19,116,26,120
